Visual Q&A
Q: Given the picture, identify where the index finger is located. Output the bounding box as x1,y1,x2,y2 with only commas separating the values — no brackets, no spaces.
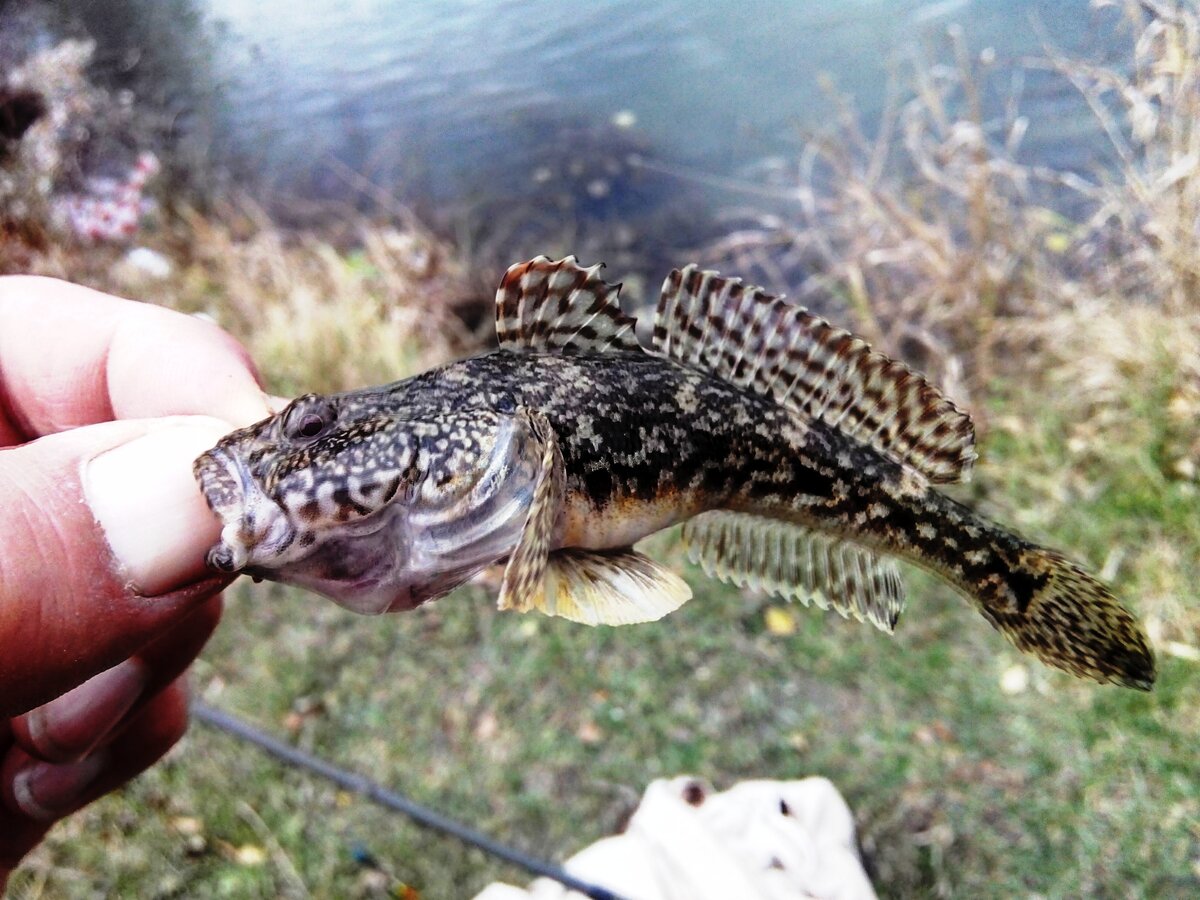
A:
0,276,269,443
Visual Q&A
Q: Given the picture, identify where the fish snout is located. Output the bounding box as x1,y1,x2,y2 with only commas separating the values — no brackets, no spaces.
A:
194,446,296,573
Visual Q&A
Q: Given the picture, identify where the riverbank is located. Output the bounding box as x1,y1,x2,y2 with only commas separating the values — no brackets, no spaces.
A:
5,3,1199,896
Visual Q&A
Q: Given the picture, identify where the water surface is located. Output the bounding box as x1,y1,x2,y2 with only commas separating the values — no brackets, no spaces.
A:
202,0,1119,201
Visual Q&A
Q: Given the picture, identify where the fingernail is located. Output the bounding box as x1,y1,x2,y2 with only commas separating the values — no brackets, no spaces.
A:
224,389,275,428
266,394,292,415
85,419,233,595
23,659,148,762
11,752,109,822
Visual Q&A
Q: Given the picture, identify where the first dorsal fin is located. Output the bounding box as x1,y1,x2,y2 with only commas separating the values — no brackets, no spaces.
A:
495,256,643,354
652,266,976,484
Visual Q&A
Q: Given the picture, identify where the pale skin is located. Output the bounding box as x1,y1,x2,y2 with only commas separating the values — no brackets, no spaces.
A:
0,277,272,888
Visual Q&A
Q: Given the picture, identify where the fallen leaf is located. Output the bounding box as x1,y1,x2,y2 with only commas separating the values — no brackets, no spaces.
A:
787,731,808,752
576,720,603,744
474,711,498,741
765,607,797,636
170,816,202,836
1000,665,1029,695
234,844,266,866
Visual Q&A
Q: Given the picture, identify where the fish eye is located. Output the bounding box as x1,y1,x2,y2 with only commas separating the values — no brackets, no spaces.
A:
284,396,337,442
295,414,326,438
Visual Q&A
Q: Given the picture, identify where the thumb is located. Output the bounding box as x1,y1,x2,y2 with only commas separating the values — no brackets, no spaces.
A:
0,417,232,717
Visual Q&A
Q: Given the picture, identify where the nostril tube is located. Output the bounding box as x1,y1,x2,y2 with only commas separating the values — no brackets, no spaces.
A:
207,545,238,573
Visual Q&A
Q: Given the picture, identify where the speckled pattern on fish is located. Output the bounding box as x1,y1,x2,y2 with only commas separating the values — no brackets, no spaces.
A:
195,256,1156,690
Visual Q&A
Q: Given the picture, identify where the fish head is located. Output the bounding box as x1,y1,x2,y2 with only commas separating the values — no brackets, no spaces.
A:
194,393,542,614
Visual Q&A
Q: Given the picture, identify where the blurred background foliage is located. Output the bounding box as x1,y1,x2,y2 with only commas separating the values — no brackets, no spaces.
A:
2,0,1198,896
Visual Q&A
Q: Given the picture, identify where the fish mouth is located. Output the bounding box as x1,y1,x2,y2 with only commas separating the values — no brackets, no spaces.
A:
237,503,473,615
194,446,296,574
194,446,431,610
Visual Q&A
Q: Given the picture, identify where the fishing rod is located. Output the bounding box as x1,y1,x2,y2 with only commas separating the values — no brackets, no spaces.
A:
192,701,627,900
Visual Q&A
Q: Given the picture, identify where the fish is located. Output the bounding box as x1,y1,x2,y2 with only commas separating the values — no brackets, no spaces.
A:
194,256,1156,690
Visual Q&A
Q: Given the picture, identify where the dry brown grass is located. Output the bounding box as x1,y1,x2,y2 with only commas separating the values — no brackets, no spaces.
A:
166,199,479,395
3,188,481,398
1049,0,1200,311
699,0,1200,653
703,27,1063,407
4,6,1200,899
703,1,1200,421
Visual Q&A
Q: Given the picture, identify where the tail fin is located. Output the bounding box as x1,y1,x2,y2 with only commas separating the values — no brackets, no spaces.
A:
974,545,1155,690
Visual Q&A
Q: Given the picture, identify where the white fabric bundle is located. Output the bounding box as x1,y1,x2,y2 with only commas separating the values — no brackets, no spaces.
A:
474,776,876,900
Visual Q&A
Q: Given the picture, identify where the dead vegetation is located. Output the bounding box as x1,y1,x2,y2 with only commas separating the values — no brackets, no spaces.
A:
3,3,1200,898
702,1,1200,421
166,199,479,395
0,32,483,396
696,0,1200,656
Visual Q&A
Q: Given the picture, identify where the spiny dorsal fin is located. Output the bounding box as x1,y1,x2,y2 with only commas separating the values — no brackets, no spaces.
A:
681,511,906,633
498,408,564,614
653,266,976,484
534,548,692,626
496,256,643,354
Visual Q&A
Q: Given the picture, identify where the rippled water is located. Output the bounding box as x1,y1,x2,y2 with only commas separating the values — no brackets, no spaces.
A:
203,0,1118,201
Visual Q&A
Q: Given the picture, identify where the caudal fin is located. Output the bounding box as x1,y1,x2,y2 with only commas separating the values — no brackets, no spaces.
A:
975,546,1155,690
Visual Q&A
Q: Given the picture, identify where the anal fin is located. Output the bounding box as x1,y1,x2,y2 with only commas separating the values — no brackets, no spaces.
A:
533,548,692,626
682,511,906,633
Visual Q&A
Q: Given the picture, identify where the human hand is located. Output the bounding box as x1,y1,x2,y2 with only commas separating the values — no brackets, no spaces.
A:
0,276,271,887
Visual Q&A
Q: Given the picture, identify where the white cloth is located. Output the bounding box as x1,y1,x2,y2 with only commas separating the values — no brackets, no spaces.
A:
474,776,876,900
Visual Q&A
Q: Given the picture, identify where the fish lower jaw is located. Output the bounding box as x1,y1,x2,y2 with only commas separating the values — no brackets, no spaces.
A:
271,553,473,616
276,567,397,614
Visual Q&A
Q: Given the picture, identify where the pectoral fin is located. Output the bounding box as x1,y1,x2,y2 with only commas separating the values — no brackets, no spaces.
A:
494,405,691,626
498,408,564,613
533,548,693,626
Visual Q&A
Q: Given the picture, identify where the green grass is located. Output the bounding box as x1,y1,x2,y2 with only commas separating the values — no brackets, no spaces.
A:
9,33,1200,891
12,364,1199,897
9,6,1200,891
7,233,1199,899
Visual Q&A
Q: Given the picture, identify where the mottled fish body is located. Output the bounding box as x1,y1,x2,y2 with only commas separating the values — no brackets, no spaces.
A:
195,257,1155,689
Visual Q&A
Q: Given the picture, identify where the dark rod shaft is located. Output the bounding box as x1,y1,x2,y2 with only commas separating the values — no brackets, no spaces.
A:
191,700,626,900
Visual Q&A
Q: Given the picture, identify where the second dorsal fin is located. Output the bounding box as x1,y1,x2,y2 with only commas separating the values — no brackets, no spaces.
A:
652,266,976,484
495,256,643,354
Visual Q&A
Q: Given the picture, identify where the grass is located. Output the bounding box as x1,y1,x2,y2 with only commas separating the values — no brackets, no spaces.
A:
11,425,1200,892
10,304,1199,898
6,2,1200,897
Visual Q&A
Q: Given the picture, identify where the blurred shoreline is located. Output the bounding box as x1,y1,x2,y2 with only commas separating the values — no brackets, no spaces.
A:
4,2,1198,896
